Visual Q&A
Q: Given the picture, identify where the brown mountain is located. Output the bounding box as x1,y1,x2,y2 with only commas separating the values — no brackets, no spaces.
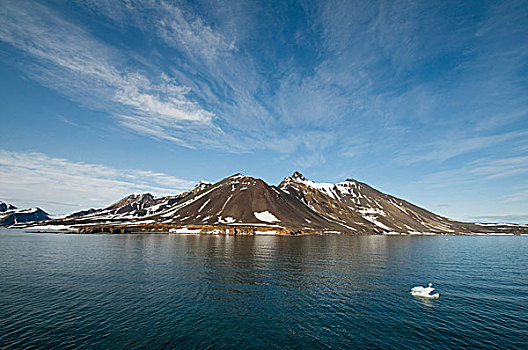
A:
278,172,489,234
16,173,528,235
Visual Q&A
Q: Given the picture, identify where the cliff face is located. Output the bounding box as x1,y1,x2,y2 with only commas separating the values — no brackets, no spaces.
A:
13,173,528,235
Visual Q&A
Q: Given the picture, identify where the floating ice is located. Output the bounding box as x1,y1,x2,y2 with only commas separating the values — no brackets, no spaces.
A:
410,283,440,299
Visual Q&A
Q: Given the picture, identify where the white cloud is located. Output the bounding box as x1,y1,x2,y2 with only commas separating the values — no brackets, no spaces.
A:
2,0,527,165
0,0,365,157
81,0,236,61
76,0,354,157
156,1,236,60
0,150,196,215
0,0,217,147
113,73,214,124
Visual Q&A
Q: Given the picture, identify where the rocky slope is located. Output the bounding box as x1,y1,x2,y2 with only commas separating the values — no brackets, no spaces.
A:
13,173,528,235
278,172,489,234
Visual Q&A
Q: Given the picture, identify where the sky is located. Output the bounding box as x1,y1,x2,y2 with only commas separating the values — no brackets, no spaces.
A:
0,0,527,222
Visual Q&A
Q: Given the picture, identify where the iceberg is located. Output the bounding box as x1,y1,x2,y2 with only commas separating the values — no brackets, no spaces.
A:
411,283,440,299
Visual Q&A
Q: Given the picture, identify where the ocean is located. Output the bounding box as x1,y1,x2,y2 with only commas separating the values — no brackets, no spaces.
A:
0,229,526,349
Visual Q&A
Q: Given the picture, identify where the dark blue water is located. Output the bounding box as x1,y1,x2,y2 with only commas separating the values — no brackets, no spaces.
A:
0,229,527,349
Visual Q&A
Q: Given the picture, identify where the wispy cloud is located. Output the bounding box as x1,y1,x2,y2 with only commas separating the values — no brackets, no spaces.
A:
0,0,313,154
0,150,195,215
403,130,528,164
156,1,237,60
0,0,220,147
1,0,528,170
472,156,528,179
293,152,326,169
502,190,528,204
467,214,528,224
81,0,237,61
421,153,528,183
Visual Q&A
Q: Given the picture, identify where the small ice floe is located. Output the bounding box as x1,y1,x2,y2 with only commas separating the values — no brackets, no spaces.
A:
410,283,440,299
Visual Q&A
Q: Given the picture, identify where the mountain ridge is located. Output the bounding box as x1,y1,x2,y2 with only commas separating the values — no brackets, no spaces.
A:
11,173,528,235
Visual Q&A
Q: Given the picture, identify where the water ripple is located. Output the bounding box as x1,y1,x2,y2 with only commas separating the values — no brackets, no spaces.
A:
1,231,527,348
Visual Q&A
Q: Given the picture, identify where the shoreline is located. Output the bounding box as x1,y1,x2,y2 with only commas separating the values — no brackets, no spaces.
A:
9,227,528,236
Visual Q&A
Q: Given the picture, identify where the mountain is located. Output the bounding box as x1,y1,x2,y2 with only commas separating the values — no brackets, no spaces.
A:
13,173,528,235
278,172,488,234
61,181,215,223
0,201,17,212
0,201,50,226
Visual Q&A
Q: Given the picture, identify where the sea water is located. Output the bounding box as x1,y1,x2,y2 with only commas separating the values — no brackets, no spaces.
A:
0,229,526,349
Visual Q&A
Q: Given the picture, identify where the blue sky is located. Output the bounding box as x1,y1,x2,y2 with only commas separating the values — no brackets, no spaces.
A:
1,0,527,222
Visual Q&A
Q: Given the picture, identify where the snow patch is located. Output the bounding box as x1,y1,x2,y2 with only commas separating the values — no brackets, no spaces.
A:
169,227,201,234
284,175,340,199
407,231,436,235
160,185,218,217
362,215,391,231
254,211,280,223
198,199,210,212
27,225,74,231
335,180,359,197
221,195,233,210
218,216,236,224
254,230,278,235
359,207,386,216
227,223,283,227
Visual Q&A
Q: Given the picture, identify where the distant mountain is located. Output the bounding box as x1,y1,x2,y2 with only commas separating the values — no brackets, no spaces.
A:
0,201,50,226
13,174,528,235
0,201,17,212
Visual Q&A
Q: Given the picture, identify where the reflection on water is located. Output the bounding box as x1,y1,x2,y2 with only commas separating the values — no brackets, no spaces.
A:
0,230,527,349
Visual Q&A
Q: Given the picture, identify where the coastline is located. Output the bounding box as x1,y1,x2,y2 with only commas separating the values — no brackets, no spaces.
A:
10,225,528,236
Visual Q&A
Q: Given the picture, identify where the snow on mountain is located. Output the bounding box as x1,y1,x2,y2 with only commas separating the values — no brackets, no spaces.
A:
254,211,280,223
0,202,50,226
14,173,528,235
281,172,363,199
278,172,521,234
58,180,216,224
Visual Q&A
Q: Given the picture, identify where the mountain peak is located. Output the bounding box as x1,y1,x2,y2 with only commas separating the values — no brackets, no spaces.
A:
226,173,263,182
227,173,244,179
0,201,17,212
106,192,156,212
290,171,307,182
